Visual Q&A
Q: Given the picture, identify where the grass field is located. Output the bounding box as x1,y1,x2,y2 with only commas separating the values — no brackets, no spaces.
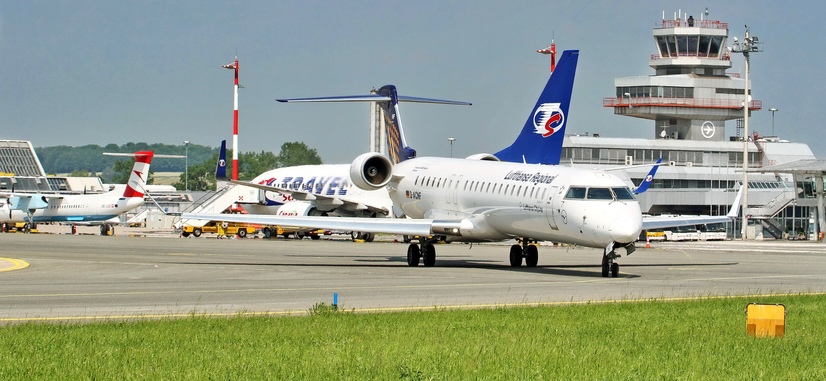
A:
2,294,824,380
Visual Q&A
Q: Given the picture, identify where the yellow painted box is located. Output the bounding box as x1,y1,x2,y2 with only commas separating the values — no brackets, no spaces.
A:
746,303,785,338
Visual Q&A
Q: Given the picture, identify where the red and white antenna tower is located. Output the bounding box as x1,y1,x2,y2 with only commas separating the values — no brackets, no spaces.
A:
536,38,557,72
222,57,240,180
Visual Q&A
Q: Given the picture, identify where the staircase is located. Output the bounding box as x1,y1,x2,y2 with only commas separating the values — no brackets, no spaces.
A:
177,184,242,227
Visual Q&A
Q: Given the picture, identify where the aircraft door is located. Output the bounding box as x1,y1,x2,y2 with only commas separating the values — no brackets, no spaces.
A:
545,185,559,230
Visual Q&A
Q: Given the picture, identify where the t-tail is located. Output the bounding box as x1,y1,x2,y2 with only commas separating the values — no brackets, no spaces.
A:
495,50,579,165
634,158,663,194
102,151,156,198
277,86,471,164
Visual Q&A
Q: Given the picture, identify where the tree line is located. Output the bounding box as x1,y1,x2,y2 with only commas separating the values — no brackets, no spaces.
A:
35,141,323,191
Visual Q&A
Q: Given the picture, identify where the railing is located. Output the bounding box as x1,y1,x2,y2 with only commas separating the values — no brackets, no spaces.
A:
660,19,727,29
651,53,729,61
727,73,741,78
603,97,762,110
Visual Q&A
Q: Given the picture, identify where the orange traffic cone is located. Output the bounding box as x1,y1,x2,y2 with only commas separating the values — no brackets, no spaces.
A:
646,236,650,248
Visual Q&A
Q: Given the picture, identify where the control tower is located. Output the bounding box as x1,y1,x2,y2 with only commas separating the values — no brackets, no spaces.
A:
603,12,761,141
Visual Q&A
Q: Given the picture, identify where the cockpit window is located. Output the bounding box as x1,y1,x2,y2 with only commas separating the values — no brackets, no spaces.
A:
565,187,586,199
586,187,613,200
612,187,636,200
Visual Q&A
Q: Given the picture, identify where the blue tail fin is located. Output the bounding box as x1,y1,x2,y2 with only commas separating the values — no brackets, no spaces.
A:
633,158,662,194
277,87,470,164
495,50,579,165
215,140,229,181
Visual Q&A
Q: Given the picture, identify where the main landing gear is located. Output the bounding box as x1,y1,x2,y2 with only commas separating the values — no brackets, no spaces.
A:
509,238,539,267
407,238,436,267
602,241,635,278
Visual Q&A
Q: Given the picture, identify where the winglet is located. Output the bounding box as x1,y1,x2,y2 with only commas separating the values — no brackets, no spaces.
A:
633,158,663,194
216,140,229,182
495,50,579,165
726,185,744,218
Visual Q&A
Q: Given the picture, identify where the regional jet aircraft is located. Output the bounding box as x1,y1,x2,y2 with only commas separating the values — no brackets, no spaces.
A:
185,50,735,277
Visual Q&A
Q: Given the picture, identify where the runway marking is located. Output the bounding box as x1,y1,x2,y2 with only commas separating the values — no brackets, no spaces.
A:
2,291,824,323
0,258,29,272
0,273,818,299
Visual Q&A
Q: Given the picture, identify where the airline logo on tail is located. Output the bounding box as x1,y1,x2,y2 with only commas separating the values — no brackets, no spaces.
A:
533,103,565,137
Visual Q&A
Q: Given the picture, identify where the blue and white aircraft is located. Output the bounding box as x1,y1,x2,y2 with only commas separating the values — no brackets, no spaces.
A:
186,50,736,277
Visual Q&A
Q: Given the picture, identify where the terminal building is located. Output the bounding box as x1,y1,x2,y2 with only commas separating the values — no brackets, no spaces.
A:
587,12,818,239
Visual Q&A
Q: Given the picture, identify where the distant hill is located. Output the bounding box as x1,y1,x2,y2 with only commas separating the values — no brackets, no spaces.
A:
35,143,218,179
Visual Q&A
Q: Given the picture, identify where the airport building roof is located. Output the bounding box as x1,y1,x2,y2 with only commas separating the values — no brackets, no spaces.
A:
0,140,46,177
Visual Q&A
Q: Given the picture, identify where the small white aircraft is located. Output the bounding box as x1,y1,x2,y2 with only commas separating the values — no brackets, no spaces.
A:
1,151,173,235
185,50,736,277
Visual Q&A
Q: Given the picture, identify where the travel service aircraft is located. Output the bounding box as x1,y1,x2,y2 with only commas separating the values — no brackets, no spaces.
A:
185,50,736,277
0,151,165,235
219,85,470,240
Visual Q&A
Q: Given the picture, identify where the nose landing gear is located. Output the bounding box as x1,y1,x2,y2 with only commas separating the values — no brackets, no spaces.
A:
602,241,635,277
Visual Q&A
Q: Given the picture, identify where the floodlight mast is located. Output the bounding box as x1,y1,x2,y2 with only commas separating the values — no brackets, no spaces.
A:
537,39,557,72
730,26,763,240
222,57,240,181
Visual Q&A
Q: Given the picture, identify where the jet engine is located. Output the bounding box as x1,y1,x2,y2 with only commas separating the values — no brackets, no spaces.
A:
349,153,393,190
465,153,501,161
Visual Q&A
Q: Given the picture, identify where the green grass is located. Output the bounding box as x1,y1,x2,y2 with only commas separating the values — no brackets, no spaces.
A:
2,294,825,380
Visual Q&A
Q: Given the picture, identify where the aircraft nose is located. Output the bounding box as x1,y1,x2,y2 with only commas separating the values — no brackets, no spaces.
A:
609,217,642,243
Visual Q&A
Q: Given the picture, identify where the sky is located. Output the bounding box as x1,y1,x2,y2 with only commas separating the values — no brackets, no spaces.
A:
2,1,824,164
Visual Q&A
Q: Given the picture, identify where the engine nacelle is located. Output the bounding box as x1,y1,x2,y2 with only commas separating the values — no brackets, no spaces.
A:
349,152,393,190
276,201,329,217
465,153,501,161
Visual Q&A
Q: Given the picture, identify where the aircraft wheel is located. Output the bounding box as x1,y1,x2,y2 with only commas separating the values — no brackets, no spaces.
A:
363,232,375,242
407,244,420,266
422,243,436,267
22,223,30,233
193,228,202,237
237,229,247,238
611,263,619,278
525,245,538,267
509,245,522,267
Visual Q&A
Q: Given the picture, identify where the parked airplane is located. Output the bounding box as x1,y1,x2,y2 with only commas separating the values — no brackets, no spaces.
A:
209,85,470,240
185,50,736,277
0,151,168,235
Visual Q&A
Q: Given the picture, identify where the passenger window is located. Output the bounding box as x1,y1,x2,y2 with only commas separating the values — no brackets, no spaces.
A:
565,187,586,199
612,187,636,200
586,187,614,200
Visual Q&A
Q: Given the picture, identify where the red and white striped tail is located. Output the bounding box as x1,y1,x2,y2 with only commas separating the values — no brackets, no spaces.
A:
122,151,154,198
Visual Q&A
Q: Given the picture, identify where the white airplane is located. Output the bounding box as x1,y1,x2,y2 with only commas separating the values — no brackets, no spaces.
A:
0,151,169,235
185,50,736,277
215,85,470,240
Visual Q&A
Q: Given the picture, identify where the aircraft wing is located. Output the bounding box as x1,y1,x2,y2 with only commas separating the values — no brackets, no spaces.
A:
227,179,389,214
181,212,436,236
641,185,742,230
642,215,733,230
1,193,64,211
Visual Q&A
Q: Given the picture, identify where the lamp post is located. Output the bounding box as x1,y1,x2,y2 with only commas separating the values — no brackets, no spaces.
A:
184,141,190,191
447,137,456,158
769,108,778,136
730,26,763,240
